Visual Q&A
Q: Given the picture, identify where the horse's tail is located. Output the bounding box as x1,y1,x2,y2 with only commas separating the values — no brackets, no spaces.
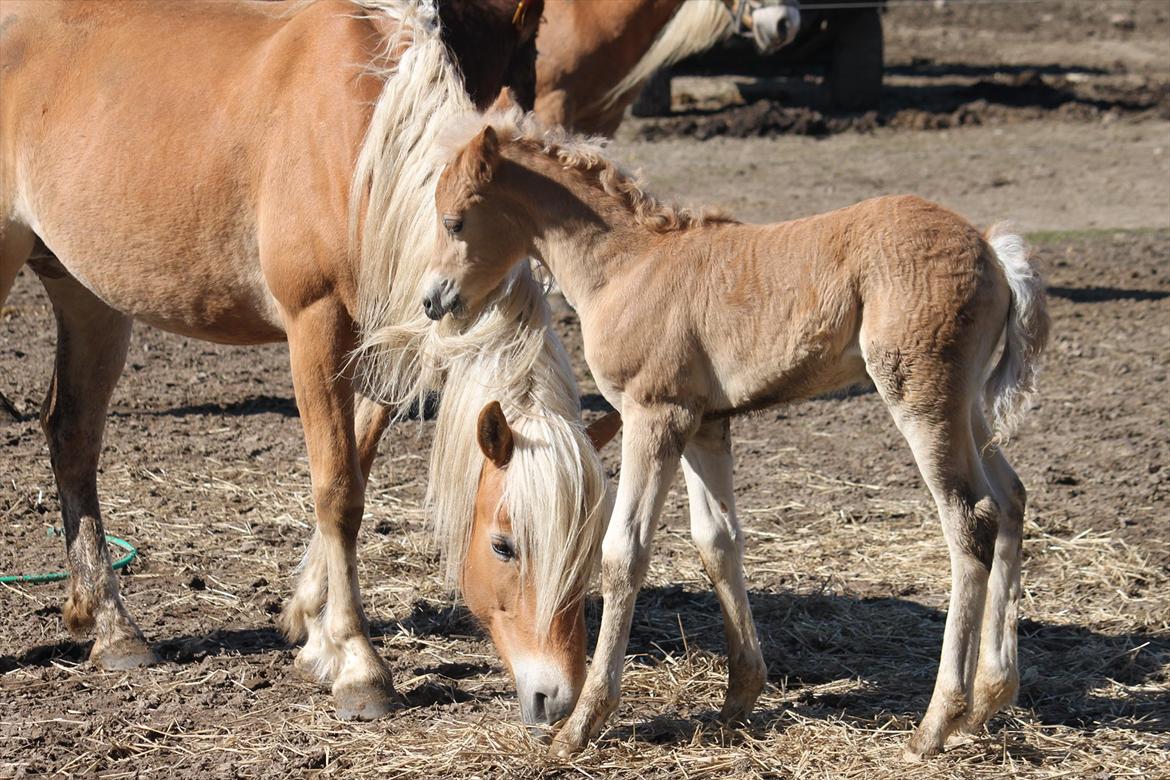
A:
983,224,1050,446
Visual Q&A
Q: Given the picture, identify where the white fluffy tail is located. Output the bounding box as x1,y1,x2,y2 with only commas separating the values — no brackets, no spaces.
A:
984,224,1050,446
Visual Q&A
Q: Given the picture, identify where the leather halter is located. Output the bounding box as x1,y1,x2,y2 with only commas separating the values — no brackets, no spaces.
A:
512,0,530,30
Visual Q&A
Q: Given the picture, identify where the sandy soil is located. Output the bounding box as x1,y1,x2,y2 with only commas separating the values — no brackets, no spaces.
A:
1,2,1168,778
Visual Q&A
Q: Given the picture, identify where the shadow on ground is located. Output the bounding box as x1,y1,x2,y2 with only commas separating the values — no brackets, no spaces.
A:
6,585,1165,735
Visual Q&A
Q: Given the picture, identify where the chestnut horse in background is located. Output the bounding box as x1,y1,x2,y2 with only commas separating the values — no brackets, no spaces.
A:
1,0,614,728
536,0,800,135
423,99,1050,758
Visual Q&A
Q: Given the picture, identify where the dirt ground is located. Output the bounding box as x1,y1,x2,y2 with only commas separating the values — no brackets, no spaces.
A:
2,2,1168,778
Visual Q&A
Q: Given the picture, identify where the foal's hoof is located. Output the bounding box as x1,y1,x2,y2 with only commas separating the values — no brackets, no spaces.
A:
902,731,943,763
333,681,399,721
92,638,159,671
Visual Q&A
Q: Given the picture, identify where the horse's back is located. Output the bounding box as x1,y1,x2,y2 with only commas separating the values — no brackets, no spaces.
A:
2,0,381,343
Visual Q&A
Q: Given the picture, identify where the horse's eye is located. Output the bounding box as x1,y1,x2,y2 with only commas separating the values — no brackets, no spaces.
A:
443,215,464,234
490,535,516,562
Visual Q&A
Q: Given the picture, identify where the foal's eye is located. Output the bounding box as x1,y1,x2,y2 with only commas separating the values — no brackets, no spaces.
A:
490,535,516,562
443,215,464,235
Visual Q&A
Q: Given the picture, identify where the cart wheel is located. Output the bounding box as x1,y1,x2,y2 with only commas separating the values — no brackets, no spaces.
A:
826,9,883,111
631,69,673,117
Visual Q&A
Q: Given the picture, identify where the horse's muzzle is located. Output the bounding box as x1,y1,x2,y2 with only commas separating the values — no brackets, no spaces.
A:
750,4,800,53
422,278,462,321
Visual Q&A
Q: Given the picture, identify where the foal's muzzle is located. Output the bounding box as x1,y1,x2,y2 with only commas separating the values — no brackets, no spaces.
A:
422,278,462,321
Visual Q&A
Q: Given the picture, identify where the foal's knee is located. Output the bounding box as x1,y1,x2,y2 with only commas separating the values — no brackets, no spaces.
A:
952,493,1001,569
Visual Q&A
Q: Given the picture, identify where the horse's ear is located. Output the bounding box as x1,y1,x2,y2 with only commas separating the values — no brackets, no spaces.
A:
477,401,514,468
461,125,500,190
585,411,622,451
488,87,519,114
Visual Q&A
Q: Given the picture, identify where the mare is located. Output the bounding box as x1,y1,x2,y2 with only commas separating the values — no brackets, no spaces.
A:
0,0,612,727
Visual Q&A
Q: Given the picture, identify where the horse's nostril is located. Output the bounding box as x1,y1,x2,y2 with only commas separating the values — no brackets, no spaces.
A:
532,691,548,723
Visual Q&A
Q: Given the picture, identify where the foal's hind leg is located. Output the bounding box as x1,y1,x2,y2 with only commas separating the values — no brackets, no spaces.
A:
37,271,155,669
282,393,389,683
681,419,766,723
875,389,1000,760
963,412,1026,732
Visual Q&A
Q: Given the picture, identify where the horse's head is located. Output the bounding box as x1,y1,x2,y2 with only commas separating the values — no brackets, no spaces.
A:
723,0,801,53
424,102,520,322
438,0,545,110
464,401,621,727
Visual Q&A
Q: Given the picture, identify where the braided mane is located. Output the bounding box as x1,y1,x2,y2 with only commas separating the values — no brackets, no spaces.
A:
443,106,739,234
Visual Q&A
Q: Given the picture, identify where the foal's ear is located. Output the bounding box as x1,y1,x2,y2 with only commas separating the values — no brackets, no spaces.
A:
477,400,515,468
461,125,501,190
488,87,519,114
585,411,622,451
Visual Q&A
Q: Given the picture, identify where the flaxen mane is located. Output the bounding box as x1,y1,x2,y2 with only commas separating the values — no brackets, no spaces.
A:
443,104,739,233
347,0,609,632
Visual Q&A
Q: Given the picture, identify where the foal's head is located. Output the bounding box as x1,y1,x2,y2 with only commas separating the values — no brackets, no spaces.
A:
464,401,621,727
423,115,525,322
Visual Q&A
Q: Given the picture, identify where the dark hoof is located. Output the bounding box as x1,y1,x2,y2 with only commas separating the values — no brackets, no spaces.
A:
334,681,399,721
92,639,159,670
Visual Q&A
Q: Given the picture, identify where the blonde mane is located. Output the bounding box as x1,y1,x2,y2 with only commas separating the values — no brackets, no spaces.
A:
442,105,738,233
593,0,733,114
347,0,609,632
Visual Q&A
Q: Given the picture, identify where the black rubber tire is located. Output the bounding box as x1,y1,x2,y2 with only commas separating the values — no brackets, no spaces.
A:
631,69,673,117
826,9,884,111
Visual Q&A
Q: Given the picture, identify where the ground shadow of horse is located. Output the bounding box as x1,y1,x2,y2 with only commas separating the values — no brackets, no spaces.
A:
612,585,1169,740
5,585,1165,731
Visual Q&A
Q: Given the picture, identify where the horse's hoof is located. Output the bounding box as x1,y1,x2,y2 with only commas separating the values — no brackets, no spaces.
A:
333,681,398,721
292,649,333,687
92,638,158,670
548,722,589,759
902,731,942,763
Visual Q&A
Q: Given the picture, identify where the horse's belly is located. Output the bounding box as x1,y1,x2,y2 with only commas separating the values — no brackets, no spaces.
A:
33,217,287,346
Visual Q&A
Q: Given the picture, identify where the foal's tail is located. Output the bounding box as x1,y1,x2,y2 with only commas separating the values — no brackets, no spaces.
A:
983,224,1050,447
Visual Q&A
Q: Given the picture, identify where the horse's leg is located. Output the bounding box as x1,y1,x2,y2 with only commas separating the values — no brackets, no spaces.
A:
877,393,999,760
963,410,1026,732
286,307,395,719
1,220,34,306
281,392,389,683
1,221,34,420
36,270,156,669
355,393,391,483
550,404,692,757
680,418,765,724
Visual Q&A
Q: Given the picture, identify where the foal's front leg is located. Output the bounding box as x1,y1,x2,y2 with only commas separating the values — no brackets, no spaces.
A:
286,306,396,719
551,405,692,757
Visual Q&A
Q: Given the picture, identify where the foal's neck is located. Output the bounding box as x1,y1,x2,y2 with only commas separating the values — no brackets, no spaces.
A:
509,149,675,310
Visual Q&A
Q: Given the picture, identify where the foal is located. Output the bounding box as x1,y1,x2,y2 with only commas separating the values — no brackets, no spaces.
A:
422,103,1050,759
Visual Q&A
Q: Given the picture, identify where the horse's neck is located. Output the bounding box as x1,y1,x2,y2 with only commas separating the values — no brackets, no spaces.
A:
506,157,642,310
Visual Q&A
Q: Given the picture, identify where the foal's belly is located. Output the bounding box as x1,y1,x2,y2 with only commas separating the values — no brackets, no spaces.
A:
706,336,870,415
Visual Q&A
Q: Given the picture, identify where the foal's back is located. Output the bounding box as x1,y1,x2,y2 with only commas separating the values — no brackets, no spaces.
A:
586,196,1006,415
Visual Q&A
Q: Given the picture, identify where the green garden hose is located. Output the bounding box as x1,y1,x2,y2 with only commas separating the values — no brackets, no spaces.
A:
0,528,138,584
